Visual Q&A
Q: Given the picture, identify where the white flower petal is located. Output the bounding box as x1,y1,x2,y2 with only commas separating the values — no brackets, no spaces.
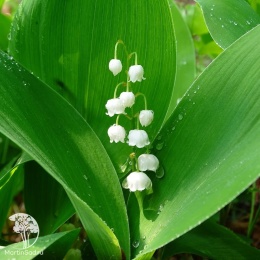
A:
119,92,135,108
108,124,126,143
105,98,125,117
138,154,159,172
139,110,154,127
109,59,122,76
127,129,150,148
122,171,152,192
128,65,145,83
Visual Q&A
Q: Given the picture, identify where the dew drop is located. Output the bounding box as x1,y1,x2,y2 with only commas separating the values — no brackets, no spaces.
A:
111,228,114,232
132,240,139,248
156,165,165,179
178,114,183,120
157,135,162,141
221,25,224,28
156,142,164,151
193,90,197,94
234,22,237,25
142,236,146,240
83,175,88,181
171,126,176,131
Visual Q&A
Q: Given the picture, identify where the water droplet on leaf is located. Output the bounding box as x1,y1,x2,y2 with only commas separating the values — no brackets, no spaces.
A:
132,240,139,248
156,142,164,151
178,114,183,120
156,166,165,179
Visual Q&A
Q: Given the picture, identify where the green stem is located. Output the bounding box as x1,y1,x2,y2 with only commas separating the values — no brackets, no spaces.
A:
114,40,124,59
247,182,257,237
115,115,120,125
135,92,148,110
136,114,140,130
113,82,125,98
129,52,138,65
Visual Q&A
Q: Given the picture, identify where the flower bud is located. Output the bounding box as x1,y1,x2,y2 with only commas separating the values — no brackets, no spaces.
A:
127,129,150,148
105,98,125,117
128,65,145,83
119,92,135,108
138,154,159,172
109,59,122,76
122,171,152,192
139,110,154,127
108,124,126,143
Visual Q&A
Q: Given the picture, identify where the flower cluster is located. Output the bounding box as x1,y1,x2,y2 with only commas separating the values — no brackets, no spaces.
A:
106,40,160,192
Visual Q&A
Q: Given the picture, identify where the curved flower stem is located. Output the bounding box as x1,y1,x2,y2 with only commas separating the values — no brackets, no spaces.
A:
135,92,148,110
114,40,125,59
113,82,126,98
129,52,138,65
115,115,120,125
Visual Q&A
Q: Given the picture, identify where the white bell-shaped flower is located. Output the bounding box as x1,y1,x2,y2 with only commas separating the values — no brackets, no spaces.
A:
119,92,135,108
109,59,122,76
108,124,126,143
122,171,152,192
138,154,159,172
139,110,154,127
128,65,145,83
105,98,125,117
127,129,150,148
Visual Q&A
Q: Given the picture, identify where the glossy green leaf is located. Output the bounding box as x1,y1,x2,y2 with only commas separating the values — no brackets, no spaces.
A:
0,13,11,51
24,161,75,235
196,0,260,49
164,0,196,122
131,24,260,259
163,220,260,259
0,229,80,259
0,51,128,259
8,0,176,175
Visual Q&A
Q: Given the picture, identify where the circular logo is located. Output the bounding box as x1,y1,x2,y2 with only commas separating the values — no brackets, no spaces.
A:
9,213,40,249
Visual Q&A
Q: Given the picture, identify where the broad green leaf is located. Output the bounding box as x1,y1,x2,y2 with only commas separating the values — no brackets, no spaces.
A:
131,24,260,259
8,0,176,175
0,51,128,259
0,13,11,51
164,0,196,122
24,161,75,235
196,0,260,49
0,229,80,259
162,220,260,259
